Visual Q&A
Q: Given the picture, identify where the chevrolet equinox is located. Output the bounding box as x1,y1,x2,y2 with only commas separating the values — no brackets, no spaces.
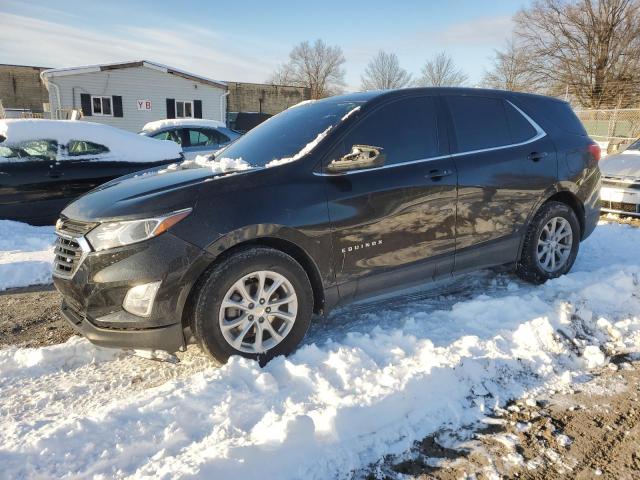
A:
53,88,601,363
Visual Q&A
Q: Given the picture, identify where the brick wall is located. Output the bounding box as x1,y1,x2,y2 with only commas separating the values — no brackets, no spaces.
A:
226,82,311,115
0,64,50,112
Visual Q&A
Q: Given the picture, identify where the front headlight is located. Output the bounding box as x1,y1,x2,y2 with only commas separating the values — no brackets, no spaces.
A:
86,208,192,251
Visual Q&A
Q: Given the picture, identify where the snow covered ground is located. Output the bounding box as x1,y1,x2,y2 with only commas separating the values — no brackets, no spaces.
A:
1,221,640,479
0,220,54,291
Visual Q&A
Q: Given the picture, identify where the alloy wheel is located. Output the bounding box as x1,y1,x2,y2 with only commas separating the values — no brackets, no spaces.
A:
218,270,298,354
536,216,573,273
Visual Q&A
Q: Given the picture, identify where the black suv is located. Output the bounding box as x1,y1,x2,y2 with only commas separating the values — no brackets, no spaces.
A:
53,88,601,363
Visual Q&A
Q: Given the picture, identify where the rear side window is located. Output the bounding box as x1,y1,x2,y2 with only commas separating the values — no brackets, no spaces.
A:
67,140,109,156
446,96,511,152
505,102,537,143
340,96,439,166
187,128,230,147
152,129,182,145
447,96,540,151
542,100,586,136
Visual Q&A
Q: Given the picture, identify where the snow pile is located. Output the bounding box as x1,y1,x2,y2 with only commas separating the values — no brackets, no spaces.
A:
266,126,333,167
158,154,252,175
0,119,181,163
0,220,54,290
1,222,640,479
141,118,226,132
0,336,119,380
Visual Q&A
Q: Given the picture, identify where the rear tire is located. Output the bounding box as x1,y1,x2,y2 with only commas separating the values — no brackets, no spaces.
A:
516,201,580,284
192,247,313,364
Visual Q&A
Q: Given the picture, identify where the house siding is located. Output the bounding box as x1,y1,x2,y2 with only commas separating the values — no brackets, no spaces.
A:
47,66,226,132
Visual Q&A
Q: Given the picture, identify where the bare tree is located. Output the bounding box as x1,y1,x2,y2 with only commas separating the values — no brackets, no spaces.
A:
360,51,412,90
417,52,468,87
514,0,640,108
268,39,346,98
483,39,539,92
267,64,294,86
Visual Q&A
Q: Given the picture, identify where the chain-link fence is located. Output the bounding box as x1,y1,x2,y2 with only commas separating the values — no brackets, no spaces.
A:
574,108,640,154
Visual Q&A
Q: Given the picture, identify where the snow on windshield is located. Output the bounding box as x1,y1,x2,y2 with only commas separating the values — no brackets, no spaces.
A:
0,119,181,163
265,126,333,168
263,105,360,168
340,105,361,121
157,154,251,175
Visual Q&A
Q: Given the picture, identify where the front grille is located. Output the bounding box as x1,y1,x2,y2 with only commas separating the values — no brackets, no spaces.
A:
600,199,639,213
53,217,93,278
53,236,84,277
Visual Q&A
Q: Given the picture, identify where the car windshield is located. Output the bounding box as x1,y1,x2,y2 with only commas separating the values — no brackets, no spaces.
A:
216,99,366,167
0,139,58,161
627,138,640,151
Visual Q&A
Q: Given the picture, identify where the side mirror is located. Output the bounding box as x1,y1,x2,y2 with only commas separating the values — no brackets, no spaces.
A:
326,145,386,173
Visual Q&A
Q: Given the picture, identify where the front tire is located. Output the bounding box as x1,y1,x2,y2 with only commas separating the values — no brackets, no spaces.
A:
516,201,580,284
192,247,313,364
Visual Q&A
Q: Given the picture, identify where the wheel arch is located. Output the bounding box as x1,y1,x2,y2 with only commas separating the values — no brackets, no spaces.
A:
181,230,328,331
516,187,586,263
543,190,586,238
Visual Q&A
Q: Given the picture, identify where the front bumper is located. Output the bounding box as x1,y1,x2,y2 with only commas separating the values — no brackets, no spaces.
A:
61,300,186,351
53,231,214,353
600,184,640,216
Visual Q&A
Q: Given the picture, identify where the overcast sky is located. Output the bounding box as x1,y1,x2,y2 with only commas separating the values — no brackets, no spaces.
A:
0,0,528,90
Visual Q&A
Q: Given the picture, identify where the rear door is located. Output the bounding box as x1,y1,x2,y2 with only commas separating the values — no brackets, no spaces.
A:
444,94,557,272
323,95,457,301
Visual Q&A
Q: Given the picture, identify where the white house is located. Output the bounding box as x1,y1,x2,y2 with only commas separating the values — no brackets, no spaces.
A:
41,60,228,132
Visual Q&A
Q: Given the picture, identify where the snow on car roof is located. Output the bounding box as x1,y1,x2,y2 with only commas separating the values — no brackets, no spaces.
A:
0,119,181,162
141,118,226,132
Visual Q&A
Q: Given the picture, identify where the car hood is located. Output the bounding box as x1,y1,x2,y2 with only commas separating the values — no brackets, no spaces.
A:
61,163,254,222
599,152,640,179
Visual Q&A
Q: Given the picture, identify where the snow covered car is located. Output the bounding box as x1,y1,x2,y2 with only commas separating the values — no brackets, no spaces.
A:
600,138,640,216
0,120,182,225
140,119,241,160
53,88,601,364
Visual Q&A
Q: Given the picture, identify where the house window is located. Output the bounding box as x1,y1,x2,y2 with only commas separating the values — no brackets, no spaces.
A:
175,100,193,118
91,96,113,116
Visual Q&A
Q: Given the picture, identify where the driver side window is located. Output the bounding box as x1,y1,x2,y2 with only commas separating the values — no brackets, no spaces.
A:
337,96,439,166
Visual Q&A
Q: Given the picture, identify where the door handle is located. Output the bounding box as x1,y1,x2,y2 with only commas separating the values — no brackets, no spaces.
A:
426,168,454,180
528,152,548,162
48,171,64,178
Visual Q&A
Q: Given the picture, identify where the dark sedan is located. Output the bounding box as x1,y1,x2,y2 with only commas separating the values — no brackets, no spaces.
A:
0,119,182,225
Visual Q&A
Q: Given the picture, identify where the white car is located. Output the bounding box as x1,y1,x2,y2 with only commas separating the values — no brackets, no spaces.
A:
140,119,241,160
600,138,640,216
